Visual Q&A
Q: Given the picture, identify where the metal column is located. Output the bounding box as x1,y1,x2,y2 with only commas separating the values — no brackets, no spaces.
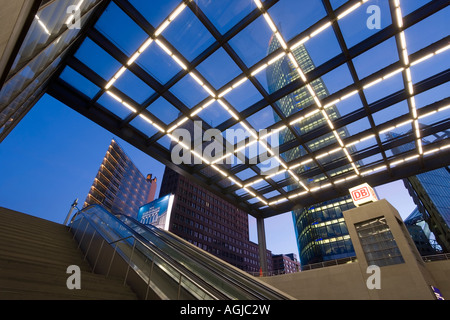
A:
257,217,268,275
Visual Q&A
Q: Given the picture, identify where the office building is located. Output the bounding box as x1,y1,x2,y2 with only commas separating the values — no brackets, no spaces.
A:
84,139,157,217
387,129,450,252
272,253,301,275
266,36,357,266
159,166,273,274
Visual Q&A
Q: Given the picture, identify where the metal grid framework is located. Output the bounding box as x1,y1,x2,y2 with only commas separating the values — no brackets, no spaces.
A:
43,0,450,218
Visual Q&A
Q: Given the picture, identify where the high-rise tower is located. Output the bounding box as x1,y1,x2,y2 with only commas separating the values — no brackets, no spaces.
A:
267,37,357,266
84,139,157,217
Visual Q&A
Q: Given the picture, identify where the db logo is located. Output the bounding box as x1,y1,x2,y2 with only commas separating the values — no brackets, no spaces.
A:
351,187,371,201
349,183,378,207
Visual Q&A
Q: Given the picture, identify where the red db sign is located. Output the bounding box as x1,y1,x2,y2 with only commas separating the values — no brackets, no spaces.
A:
349,183,378,207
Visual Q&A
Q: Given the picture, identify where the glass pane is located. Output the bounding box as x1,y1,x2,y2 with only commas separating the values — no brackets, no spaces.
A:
162,8,215,62
196,48,242,90
338,0,391,49
75,38,121,81
146,96,181,125
229,15,274,68
268,0,327,42
113,69,155,104
95,2,148,56
137,40,184,85
59,66,100,99
353,37,399,80
197,0,256,35
128,0,180,29
98,92,133,119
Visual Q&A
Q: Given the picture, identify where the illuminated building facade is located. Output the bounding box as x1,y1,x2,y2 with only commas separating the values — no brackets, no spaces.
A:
84,139,157,217
267,37,356,266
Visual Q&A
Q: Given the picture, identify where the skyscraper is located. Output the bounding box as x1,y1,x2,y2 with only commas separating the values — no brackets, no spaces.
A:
267,37,357,266
387,129,450,252
159,166,273,273
158,119,273,273
84,139,157,217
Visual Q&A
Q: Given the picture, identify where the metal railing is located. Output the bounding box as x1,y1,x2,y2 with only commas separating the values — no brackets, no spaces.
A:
69,207,226,300
118,214,292,300
422,253,450,262
301,256,358,271
69,205,291,300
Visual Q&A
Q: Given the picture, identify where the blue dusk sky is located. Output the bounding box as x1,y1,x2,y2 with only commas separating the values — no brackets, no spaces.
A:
0,0,448,256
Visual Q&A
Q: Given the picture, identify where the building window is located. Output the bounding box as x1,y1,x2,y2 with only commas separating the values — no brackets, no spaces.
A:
355,217,404,267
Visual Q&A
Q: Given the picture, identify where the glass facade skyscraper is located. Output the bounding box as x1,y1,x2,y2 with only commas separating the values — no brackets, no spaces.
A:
387,130,450,252
84,139,157,217
266,37,356,266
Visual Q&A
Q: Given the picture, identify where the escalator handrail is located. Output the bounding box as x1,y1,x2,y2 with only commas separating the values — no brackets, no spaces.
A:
72,206,230,300
119,214,291,300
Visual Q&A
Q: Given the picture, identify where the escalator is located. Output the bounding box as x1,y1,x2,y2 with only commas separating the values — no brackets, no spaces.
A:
69,205,291,300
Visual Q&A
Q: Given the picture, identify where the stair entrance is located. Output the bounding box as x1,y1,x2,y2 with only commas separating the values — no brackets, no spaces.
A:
0,207,137,300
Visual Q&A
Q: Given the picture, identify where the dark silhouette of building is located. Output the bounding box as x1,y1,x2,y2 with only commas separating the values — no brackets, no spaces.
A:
159,166,273,274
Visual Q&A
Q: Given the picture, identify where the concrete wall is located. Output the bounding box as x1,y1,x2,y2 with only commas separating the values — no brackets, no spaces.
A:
261,258,450,300
261,200,450,300
425,259,450,299
261,262,371,300
0,0,34,81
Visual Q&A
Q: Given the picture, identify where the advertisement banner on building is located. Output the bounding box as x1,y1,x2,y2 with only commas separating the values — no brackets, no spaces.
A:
137,194,174,230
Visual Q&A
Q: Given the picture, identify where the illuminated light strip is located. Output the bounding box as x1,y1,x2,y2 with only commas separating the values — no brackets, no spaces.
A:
337,2,362,19
239,121,259,140
232,77,248,89
167,117,189,133
251,63,268,76
268,52,287,65
102,1,189,91
65,0,85,27
435,44,450,54
155,39,188,70
345,134,376,148
243,187,256,197
256,196,268,205
310,21,332,38
393,0,422,155
314,147,343,161
290,143,450,203
258,124,287,141
268,197,288,206
106,90,168,132
244,178,263,188
264,169,287,180
202,84,216,98
218,99,240,120
35,15,51,35
253,0,362,179
139,114,165,133
290,1,368,50
290,41,447,126
190,99,215,117
138,38,153,54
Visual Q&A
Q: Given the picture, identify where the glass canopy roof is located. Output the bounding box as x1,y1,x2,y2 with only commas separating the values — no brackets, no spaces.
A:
4,0,449,218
